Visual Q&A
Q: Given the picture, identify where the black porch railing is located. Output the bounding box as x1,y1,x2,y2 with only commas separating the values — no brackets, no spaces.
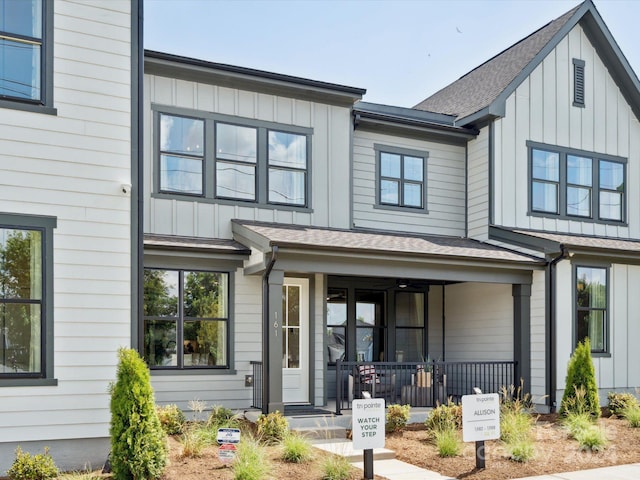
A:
250,361,263,410
334,360,517,414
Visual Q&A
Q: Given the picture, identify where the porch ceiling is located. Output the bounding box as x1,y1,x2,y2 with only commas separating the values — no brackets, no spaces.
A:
232,220,544,283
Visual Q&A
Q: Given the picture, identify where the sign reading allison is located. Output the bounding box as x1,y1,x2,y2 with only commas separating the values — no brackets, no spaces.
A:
352,398,386,450
462,393,500,442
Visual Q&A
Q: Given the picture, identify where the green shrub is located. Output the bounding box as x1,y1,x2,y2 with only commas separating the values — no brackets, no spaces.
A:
562,411,594,439
425,400,462,433
386,404,411,433
433,427,461,457
256,410,289,445
233,437,272,480
156,404,186,435
500,409,534,443
560,339,600,418
208,404,240,430
281,432,314,463
321,454,352,480
506,438,535,462
109,348,168,480
7,447,59,480
180,425,207,458
575,425,608,452
607,392,639,416
623,405,640,428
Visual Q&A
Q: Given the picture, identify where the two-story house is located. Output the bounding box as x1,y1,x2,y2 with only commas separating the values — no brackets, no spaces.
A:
0,0,140,472
141,0,640,417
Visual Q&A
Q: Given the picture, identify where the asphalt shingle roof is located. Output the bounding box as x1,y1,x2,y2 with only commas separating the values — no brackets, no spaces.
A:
232,220,541,264
413,4,580,120
144,233,250,254
511,230,640,253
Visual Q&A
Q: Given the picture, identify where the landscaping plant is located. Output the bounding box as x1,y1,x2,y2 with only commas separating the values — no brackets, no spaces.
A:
386,404,411,433
232,436,272,480
560,339,600,418
433,427,461,457
180,424,207,458
208,404,240,430
281,432,314,463
321,454,352,480
109,348,168,480
506,438,535,462
156,404,186,435
425,399,462,433
607,391,639,416
7,447,58,480
256,410,289,445
622,405,640,428
575,425,608,452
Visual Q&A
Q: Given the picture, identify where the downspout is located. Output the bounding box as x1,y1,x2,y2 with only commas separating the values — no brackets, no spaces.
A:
262,246,279,413
547,245,568,413
441,284,446,361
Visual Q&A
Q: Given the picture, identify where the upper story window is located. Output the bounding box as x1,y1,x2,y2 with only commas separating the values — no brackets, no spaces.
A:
528,141,625,224
155,107,312,210
0,213,56,384
575,266,608,354
374,144,428,212
143,268,230,370
573,58,585,108
0,0,54,112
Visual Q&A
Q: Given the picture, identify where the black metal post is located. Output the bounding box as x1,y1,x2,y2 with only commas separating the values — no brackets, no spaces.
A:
475,440,485,469
363,449,374,479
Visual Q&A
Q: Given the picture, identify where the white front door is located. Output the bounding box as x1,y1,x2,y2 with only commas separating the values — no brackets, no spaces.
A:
282,278,309,404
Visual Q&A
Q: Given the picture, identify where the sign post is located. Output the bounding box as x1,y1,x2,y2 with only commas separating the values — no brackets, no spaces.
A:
352,398,385,480
217,427,241,463
461,393,500,470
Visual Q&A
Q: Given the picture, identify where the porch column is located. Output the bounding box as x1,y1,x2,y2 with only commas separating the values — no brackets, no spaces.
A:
266,269,284,413
513,284,531,392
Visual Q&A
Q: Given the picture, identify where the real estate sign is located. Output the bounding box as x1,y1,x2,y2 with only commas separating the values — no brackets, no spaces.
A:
352,398,386,450
462,393,500,442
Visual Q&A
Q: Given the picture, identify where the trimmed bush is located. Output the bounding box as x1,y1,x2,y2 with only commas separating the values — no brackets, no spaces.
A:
156,404,186,435
425,400,462,433
607,392,639,416
281,432,314,463
386,404,411,433
256,410,289,445
560,339,600,418
7,447,58,480
109,348,168,480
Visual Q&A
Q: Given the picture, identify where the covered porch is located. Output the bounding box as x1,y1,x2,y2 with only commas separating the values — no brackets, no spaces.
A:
232,220,544,414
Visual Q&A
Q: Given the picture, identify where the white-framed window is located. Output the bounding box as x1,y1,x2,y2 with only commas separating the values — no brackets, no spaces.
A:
374,144,428,211
143,268,230,369
156,109,311,209
0,213,56,382
528,142,625,223
575,266,608,354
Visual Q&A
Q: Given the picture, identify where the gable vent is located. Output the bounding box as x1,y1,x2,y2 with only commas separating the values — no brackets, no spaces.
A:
573,58,585,107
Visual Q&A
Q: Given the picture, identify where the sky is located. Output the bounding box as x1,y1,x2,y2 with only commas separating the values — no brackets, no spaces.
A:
143,0,640,108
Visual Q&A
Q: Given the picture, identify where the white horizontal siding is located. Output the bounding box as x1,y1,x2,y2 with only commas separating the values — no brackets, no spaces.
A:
144,74,353,239
352,130,466,236
493,24,640,237
0,0,132,445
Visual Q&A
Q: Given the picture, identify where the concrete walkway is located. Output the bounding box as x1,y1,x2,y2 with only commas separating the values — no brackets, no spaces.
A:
313,440,640,480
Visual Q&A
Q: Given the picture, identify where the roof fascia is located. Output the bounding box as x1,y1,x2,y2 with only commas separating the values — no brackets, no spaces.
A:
144,51,365,106
456,1,590,128
356,102,458,125
489,226,563,254
231,221,273,252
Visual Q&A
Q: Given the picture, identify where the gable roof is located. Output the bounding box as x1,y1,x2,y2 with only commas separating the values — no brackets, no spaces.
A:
414,0,640,126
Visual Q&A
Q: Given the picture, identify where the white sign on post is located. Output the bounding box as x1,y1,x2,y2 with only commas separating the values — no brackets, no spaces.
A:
462,393,500,442
352,398,386,450
217,427,241,444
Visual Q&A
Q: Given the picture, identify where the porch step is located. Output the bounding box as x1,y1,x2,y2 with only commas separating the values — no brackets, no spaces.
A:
292,425,347,440
313,439,395,462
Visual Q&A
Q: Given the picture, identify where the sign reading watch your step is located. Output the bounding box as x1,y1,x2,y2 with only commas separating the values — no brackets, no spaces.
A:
352,398,386,450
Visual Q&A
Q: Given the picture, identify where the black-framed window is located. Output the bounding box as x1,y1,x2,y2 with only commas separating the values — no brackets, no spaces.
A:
143,268,230,369
575,266,608,354
0,0,54,112
528,142,626,223
395,292,425,362
0,213,56,383
374,144,428,211
327,288,346,364
155,108,312,209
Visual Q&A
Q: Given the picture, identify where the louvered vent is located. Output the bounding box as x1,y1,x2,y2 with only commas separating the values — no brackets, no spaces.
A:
573,59,585,107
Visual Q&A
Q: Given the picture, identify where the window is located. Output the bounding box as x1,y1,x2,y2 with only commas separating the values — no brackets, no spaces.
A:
575,266,607,354
143,268,230,369
528,142,626,223
0,213,55,382
395,292,425,362
573,58,585,107
0,0,53,111
374,144,428,211
156,108,312,209
327,288,346,364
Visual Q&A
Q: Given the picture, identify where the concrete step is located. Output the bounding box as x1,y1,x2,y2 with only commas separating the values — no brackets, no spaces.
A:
313,439,395,462
292,425,347,440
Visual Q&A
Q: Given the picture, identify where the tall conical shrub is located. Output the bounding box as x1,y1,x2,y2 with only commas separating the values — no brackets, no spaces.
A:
559,338,600,418
109,348,168,480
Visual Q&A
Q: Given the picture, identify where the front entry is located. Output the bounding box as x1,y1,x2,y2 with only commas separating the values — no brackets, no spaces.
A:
282,278,309,404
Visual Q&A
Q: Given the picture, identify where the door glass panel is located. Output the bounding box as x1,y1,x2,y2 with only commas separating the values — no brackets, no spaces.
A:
283,284,301,368
356,291,385,362
396,292,424,327
395,329,423,362
327,288,346,363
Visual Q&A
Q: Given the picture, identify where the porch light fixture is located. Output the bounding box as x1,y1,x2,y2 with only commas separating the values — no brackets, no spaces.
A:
397,280,409,289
